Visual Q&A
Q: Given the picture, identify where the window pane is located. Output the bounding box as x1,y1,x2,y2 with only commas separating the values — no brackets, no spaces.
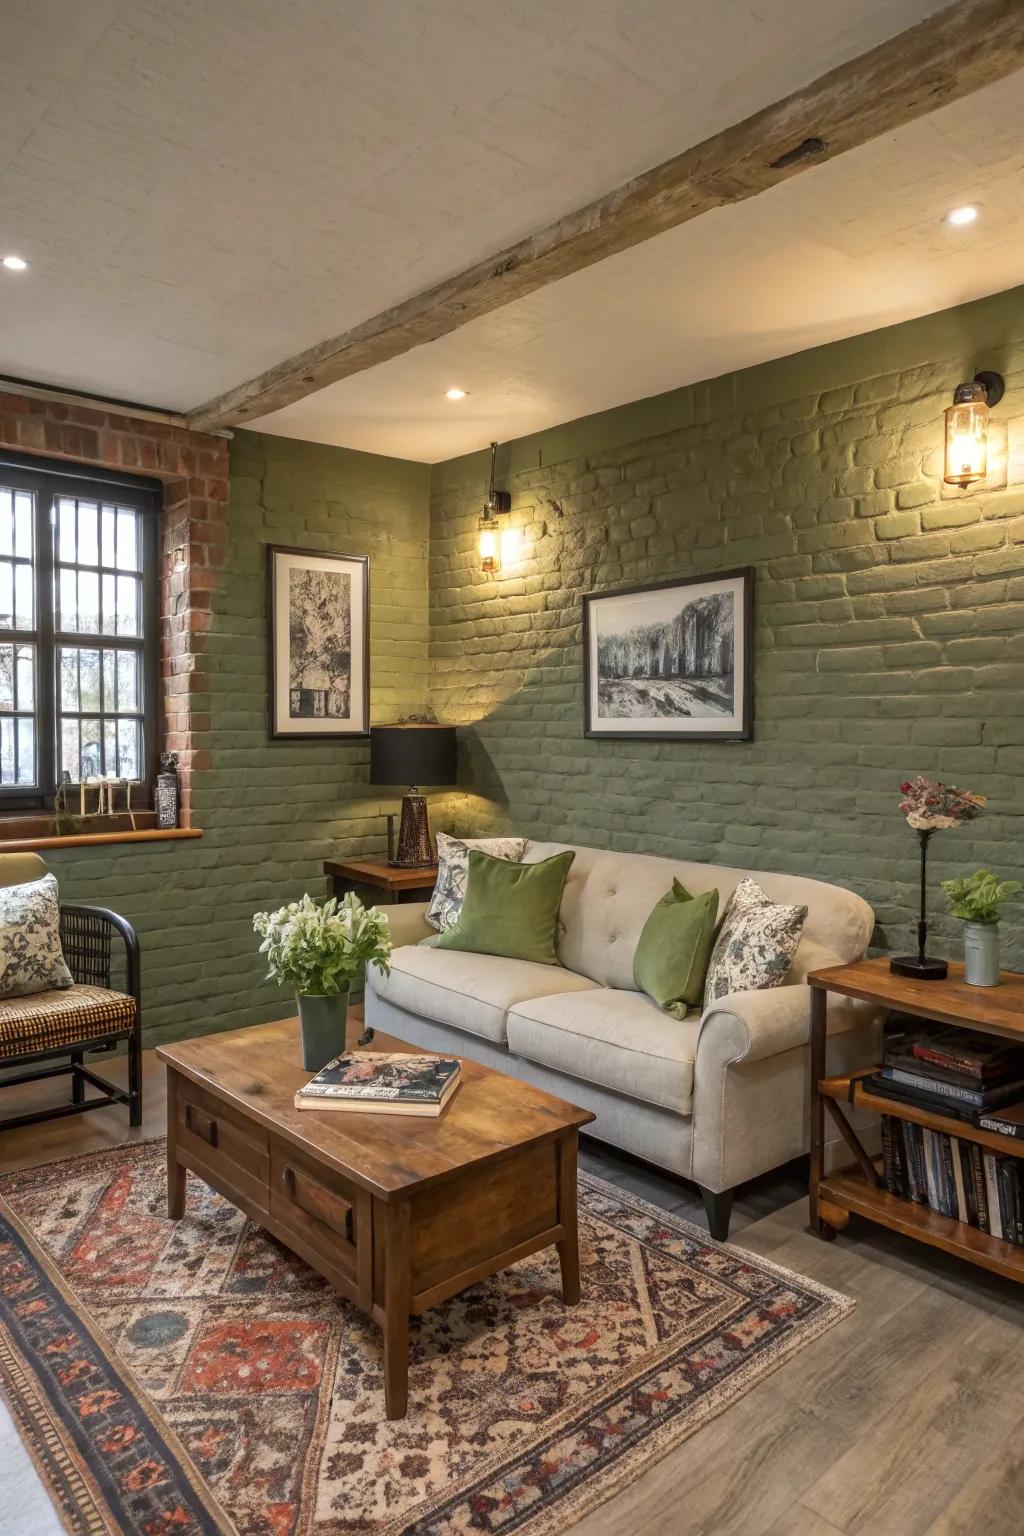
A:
60,648,78,711
117,509,138,571
1,715,35,786
101,506,117,568
61,718,80,780
59,497,77,563
116,650,139,712
117,719,139,779
78,501,99,567
0,562,12,630
16,645,33,710
104,718,117,775
14,561,33,629
0,491,11,558
116,575,139,636
17,717,34,784
79,720,101,781
0,644,12,710
59,566,77,630
77,570,99,634
14,493,32,559
79,648,101,712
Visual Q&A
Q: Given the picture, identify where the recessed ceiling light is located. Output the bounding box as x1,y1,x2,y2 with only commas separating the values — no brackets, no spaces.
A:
945,205,978,227
445,387,468,401
2,255,28,271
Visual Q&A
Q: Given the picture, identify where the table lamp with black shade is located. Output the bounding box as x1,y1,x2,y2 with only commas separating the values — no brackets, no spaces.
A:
370,723,457,867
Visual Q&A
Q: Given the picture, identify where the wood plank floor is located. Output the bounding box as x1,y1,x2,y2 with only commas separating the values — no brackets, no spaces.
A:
2,1040,1023,1536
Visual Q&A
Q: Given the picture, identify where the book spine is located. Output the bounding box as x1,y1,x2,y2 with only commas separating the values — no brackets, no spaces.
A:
881,1068,983,1107
949,1137,967,1224
882,1117,897,1195
964,1148,976,1228
913,1045,985,1080
984,1153,1003,1240
977,1114,1024,1142
910,1124,928,1205
970,1144,989,1233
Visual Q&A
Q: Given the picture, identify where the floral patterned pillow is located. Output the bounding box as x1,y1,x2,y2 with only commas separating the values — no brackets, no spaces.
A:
425,834,527,932
703,877,807,1005
0,874,74,999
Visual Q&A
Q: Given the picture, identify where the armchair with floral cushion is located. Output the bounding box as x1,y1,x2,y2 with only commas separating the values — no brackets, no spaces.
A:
0,852,141,1132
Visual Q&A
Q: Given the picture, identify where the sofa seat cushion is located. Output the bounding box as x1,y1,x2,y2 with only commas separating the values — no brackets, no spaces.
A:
507,988,699,1115
0,985,135,1059
371,946,599,1044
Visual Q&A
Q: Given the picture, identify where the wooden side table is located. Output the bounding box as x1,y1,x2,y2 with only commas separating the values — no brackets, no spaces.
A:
809,955,1024,1284
324,858,437,906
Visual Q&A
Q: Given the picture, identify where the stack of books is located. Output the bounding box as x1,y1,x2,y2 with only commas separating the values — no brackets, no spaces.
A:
294,1052,462,1117
871,1014,1024,1244
882,1118,1024,1244
867,1015,1024,1127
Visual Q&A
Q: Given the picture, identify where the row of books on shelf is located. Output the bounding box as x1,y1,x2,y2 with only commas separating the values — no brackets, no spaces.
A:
865,1012,1024,1142
881,1116,1024,1244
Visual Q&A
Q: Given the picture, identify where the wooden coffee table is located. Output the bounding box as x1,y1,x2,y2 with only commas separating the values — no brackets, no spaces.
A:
156,1019,594,1418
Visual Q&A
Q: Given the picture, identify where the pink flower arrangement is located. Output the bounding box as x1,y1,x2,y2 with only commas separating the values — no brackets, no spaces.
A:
898,775,986,832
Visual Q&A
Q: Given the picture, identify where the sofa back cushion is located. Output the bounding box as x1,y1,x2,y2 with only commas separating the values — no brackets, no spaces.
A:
521,841,873,992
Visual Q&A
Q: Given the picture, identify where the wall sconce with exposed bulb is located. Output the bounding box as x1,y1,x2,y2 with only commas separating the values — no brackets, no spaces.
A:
478,440,511,573
943,370,1004,488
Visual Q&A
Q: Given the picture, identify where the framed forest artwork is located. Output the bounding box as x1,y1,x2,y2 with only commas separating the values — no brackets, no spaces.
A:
583,567,753,741
268,545,369,739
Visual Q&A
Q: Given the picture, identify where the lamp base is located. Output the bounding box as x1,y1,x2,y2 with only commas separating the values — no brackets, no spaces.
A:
890,954,949,981
388,790,434,868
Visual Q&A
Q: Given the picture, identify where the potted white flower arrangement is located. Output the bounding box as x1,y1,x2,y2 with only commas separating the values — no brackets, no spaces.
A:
253,892,392,1069
940,869,1022,987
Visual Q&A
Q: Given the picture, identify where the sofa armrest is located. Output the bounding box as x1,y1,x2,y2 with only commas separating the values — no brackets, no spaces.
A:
691,983,884,1193
698,984,880,1066
376,901,433,950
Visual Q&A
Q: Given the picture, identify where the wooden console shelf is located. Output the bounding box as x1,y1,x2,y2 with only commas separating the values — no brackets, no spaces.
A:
820,1070,1024,1161
809,956,1024,1285
818,1169,1024,1284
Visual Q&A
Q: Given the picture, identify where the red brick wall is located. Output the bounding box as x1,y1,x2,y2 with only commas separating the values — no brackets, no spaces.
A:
0,391,229,820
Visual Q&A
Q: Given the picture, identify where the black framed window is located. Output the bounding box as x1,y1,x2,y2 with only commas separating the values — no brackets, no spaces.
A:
0,454,160,809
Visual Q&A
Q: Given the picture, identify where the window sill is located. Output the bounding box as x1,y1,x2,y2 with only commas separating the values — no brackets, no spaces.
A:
0,828,203,853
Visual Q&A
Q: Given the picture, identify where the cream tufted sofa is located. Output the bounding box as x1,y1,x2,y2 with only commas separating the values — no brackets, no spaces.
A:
365,840,882,1238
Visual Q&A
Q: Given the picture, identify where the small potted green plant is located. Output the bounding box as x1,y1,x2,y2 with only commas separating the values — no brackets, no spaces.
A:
254,892,392,1069
939,869,1022,987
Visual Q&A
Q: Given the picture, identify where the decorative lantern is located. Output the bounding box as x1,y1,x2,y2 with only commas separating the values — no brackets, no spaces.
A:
943,371,1004,488
156,752,180,829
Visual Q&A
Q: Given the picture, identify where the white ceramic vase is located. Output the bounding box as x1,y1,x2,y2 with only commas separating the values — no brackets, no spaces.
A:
962,922,999,987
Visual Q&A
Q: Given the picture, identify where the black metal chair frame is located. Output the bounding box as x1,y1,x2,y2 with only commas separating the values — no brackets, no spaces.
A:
0,904,142,1133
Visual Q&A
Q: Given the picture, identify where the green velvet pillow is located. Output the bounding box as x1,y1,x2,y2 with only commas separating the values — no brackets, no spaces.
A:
633,880,719,1019
435,849,575,965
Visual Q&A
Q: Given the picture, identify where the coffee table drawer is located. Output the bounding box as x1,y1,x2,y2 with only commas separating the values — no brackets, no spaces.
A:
270,1139,361,1279
177,1079,270,1210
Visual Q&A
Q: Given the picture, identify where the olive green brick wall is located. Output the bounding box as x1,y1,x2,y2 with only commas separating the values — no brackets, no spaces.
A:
45,430,430,1048
428,284,1024,969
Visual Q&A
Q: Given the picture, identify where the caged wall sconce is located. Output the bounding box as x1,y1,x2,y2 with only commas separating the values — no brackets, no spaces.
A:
943,370,1004,488
478,440,512,573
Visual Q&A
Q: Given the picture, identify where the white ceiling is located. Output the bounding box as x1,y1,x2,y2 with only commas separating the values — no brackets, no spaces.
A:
254,71,1024,461
3,0,1021,464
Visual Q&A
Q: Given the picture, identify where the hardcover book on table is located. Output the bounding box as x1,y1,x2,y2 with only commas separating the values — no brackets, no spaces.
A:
294,1052,462,1116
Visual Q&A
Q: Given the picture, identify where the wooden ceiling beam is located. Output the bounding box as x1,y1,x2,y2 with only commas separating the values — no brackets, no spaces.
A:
187,0,1024,432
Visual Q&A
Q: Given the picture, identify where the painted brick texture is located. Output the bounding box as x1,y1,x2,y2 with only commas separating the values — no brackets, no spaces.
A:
44,430,429,1047
428,290,1024,969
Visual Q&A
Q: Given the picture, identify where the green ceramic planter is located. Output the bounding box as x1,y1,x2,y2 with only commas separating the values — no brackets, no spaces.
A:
296,988,350,1072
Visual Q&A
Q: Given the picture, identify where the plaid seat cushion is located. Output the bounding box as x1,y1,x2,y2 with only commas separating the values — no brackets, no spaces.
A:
0,984,136,1059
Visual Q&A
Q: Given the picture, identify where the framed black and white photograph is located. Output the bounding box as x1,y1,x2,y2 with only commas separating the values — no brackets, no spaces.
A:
583,567,753,741
268,545,369,739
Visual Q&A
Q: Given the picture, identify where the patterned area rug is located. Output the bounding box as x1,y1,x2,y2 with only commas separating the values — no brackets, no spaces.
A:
0,1139,853,1536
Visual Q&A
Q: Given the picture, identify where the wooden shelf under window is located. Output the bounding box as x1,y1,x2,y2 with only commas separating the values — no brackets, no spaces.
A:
0,827,203,853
